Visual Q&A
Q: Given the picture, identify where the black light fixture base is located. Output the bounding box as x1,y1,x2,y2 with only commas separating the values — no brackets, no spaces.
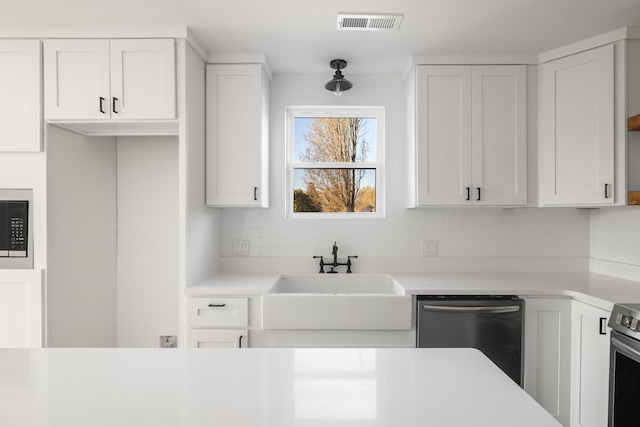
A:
329,59,347,70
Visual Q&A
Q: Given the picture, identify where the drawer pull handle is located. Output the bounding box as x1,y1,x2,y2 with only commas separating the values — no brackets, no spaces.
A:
112,97,119,114
599,317,608,335
208,303,226,308
99,97,106,113
466,187,470,201
239,335,243,348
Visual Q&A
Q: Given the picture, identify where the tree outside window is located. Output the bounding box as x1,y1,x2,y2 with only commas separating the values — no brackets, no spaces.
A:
288,108,383,217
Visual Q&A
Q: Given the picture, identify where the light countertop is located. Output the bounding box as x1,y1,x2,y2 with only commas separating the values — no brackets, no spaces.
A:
185,271,640,310
0,347,561,427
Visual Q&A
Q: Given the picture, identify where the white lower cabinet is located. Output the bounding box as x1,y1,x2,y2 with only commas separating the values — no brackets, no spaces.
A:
186,297,249,348
523,297,572,427
570,301,610,427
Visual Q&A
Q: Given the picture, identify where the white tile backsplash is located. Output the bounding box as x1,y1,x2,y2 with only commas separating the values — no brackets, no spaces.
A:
589,207,640,280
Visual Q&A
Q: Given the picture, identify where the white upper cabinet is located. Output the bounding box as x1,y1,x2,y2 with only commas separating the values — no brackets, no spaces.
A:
414,66,472,206
44,39,175,120
206,63,269,207
408,65,527,206
540,44,615,206
0,40,42,152
471,66,527,206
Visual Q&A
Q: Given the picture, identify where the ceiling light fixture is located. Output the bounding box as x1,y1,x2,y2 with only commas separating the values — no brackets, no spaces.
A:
325,59,352,96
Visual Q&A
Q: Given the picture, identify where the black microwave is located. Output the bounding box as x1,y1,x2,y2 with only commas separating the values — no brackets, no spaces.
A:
0,189,33,269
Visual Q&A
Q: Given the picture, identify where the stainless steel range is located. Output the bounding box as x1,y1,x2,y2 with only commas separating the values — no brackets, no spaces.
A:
608,303,640,427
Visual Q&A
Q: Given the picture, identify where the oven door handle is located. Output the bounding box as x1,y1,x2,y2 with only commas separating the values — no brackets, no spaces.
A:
422,305,520,314
611,335,640,357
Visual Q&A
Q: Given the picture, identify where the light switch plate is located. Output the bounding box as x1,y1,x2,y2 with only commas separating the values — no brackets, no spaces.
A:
421,239,438,257
232,239,250,256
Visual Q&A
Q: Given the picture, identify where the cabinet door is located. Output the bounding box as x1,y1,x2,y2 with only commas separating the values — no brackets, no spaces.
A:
415,66,472,206
523,297,572,427
570,302,610,427
186,329,248,348
206,64,268,207
0,40,42,152
472,66,527,206
44,39,110,120
540,45,614,205
109,39,175,120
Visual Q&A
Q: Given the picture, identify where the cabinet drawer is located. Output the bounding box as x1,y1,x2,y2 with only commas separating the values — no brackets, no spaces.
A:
186,297,248,327
187,329,248,348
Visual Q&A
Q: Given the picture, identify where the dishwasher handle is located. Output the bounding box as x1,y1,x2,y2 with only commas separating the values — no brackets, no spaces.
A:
422,304,520,314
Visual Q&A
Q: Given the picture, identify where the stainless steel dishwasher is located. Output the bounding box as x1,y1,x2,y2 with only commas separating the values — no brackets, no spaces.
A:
417,295,524,386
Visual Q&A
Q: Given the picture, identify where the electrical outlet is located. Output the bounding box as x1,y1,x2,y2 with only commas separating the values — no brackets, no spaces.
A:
232,239,250,256
421,239,438,257
160,335,177,348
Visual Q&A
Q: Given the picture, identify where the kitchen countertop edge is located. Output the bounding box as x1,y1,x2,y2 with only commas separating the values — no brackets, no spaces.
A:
185,271,640,310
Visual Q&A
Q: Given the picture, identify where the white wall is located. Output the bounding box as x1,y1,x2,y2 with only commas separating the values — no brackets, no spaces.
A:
47,126,117,347
219,73,590,272
116,136,179,347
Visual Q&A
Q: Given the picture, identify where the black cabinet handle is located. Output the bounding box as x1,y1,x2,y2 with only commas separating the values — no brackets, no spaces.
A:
112,97,118,114
254,187,258,201
605,184,610,199
466,187,470,201
599,317,608,335
477,187,481,201
238,335,243,348
99,97,106,113
208,303,226,308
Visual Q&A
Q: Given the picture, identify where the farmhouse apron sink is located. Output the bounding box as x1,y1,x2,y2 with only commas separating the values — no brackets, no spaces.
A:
262,274,412,330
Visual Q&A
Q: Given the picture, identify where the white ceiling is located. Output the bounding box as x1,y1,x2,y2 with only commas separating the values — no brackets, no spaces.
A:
2,0,640,74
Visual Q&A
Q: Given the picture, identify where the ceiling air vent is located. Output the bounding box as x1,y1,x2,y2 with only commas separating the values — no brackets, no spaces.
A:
337,13,404,31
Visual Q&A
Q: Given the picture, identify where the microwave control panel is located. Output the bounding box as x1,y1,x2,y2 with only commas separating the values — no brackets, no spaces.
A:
0,189,33,269
0,201,29,257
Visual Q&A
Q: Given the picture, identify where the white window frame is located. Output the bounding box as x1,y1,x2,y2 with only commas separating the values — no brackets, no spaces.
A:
286,106,384,218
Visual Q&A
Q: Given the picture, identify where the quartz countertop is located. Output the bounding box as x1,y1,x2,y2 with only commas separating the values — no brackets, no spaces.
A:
0,347,561,427
185,271,640,309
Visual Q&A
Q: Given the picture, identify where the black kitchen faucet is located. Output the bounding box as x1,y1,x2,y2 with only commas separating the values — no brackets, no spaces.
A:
313,242,358,273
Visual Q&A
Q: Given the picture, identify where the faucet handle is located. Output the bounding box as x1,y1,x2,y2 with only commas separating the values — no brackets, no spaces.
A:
313,255,325,273
346,255,358,273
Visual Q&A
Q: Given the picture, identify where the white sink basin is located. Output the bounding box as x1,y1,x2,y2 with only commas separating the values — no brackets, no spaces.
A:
262,274,412,330
269,273,405,294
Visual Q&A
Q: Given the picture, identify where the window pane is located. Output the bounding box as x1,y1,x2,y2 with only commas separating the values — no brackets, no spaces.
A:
293,168,376,213
293,117,377,162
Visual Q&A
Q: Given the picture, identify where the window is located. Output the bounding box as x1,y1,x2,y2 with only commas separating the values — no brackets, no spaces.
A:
286,107,383,217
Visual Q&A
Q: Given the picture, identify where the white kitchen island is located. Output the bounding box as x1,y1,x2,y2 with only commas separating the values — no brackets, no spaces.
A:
0,347,560,427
